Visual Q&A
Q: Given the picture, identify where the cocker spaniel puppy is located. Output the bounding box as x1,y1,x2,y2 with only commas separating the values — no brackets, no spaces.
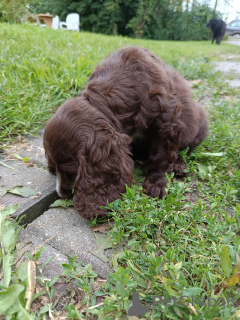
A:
44,46,208,219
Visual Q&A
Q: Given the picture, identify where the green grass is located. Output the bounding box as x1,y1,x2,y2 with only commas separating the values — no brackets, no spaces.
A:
1,22,240,145
1,23,240,319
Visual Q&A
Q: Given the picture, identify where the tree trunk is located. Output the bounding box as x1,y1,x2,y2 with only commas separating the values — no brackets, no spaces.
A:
135,0,161,38
135,2,149,38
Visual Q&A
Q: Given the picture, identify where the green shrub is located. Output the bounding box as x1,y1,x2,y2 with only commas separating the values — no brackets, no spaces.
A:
28,0,222,41
0,0,31,23
143,2,221,41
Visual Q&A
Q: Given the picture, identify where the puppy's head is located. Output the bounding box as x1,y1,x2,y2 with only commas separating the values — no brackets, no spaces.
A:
44,98,82,199
44,97,134,219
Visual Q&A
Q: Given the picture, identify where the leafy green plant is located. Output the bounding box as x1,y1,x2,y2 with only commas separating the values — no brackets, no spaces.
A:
50,199,74,208
62,255,97,281
65,304,83,320
0,205,33,319
62,256,101,318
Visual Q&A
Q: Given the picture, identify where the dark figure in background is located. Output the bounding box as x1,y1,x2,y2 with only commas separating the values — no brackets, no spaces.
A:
207,18,226,45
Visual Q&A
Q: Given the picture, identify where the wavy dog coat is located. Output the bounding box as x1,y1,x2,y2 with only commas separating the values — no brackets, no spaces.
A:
44,47,209,219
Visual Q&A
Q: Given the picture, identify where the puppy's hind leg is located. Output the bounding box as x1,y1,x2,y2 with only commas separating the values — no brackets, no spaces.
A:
143,123,184,198
143,137,174,198
143,96,186,198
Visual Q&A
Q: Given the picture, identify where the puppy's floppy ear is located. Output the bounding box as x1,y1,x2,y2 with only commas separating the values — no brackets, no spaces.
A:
73,125,134,220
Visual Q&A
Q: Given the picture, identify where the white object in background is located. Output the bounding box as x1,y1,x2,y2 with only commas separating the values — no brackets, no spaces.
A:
52,15,60,29
60,13,80,31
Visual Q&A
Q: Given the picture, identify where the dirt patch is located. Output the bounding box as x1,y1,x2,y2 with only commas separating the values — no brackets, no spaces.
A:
31,276,107,318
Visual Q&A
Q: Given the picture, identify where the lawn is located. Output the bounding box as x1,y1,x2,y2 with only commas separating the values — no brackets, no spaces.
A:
1,23,240,319
1,23,240,144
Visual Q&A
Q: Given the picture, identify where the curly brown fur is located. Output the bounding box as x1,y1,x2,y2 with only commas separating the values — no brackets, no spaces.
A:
44,46,209,219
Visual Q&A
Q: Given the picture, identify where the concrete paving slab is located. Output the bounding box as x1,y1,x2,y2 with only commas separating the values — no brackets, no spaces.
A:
226,79,240,87
226,40,240,47
19,135,46,169
4,129,47,169
0,160,58,224
213,61,240,74
213,61,240,88
18,228,68,278
27,208,111,278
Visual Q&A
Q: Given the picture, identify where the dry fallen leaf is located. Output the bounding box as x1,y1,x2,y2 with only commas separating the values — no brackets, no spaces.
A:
53,310,68,320
184,193,191,201
27,161,35,167
202,279,207,288
92,222,111,234
39,295,49,306
236,253,240,270
25,261,37,311
188,303,198,316
233,309,240,318
31,192,42,199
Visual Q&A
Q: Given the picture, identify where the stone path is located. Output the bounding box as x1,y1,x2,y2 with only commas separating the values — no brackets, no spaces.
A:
213,61,240,88
0,134,111,279
214,39,240,88
226,39,240,47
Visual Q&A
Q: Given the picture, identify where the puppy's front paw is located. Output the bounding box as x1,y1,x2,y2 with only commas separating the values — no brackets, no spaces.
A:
172,160,187,177
143,175,167,198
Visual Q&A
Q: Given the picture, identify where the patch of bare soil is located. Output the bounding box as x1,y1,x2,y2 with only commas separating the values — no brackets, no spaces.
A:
31,276,107,319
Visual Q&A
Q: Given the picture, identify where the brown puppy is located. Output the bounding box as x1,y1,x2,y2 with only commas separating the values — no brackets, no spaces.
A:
44,46,208,219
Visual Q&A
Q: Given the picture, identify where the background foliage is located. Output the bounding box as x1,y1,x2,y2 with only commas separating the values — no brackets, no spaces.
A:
143,1,220,40
0,0,222,40
0,0,30,24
